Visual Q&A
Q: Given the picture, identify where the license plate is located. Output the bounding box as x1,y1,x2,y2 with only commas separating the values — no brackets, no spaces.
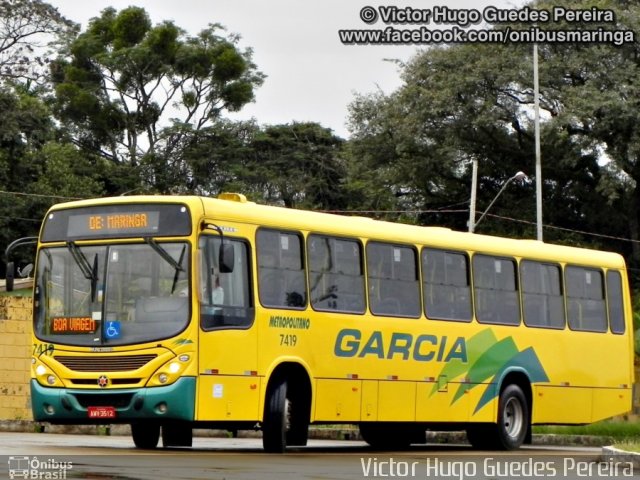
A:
87,406,116,419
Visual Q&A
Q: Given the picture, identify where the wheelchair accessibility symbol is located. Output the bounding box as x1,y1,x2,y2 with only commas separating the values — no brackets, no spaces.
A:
105,321,121,339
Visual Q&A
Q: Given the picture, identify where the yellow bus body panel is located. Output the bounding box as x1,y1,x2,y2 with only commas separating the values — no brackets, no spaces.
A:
36,195,634,429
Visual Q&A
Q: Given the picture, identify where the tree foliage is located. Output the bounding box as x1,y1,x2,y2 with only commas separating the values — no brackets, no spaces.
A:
347,0,637,263
0,87,104,273
3,0,640,289
533,0,640,262
0,0,76,84
137,120,349,210
243,123,347,209
50,6,265,192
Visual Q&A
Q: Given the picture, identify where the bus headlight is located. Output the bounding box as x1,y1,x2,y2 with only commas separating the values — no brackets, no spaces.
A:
148,357,192,387
32,360,62,387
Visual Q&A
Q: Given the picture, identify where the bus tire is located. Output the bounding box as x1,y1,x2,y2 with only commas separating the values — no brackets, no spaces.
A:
262,377,288,453
465,424,495,449
495,384,529,450
131,423,160,449
162,422,193,447
359,423,413,450
286,385,310,446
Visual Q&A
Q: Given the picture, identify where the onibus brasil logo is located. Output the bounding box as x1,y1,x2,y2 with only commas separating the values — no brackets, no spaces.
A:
8,456,72,479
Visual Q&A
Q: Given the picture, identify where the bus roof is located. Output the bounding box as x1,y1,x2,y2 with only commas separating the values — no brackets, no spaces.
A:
47,194,626,270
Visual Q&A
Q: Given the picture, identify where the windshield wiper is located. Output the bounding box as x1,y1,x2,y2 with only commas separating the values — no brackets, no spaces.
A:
144,238,185,294
66,242,98,302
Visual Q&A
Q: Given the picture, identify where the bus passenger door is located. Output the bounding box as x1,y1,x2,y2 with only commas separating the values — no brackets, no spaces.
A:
196,235,259,422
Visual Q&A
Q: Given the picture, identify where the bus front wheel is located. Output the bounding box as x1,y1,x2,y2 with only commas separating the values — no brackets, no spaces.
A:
131,422,160,449
162,422,193,447
262,375,310,452
262,377,289,453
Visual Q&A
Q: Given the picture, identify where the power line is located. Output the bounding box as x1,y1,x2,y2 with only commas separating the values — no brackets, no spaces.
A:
484,212,640,245
0,189,83,200
322,209,468,215
324,208,640,245
0,215,42,223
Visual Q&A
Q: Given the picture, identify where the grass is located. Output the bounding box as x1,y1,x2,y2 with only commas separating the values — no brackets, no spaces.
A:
613,441,640,452
534,421,640,441
0,288,32,297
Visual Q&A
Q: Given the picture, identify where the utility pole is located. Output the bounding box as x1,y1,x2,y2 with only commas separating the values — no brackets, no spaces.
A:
534,43,543,241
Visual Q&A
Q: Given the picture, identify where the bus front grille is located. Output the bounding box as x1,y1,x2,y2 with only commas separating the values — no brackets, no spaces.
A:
54,354,157,372
70,378,142,386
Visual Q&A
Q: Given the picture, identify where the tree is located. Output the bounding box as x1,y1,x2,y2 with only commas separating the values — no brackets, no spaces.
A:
244,123,348,210
346,0,633,254
533,0,640,264
147,119,257,195
348,42,539,230
51,6,264,193
0,86,104,274
137,120,350,209
0,0,77,84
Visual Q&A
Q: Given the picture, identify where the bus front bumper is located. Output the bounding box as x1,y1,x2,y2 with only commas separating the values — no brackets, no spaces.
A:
30,377,195,423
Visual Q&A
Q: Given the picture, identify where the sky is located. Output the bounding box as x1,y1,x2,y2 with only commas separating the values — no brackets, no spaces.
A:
47,0,528,138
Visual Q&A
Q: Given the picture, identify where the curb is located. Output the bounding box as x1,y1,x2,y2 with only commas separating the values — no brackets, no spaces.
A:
601,446,640,468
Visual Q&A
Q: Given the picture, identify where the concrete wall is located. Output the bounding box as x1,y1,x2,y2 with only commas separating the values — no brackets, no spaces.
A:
0,296,32,420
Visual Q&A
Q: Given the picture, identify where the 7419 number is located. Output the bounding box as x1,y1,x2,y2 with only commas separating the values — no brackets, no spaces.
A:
280,334,297,346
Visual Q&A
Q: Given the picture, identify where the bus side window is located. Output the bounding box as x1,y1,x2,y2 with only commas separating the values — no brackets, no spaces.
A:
473,255,520,326
566,266,607,333
199,235,254,330
367,242,420,318
308,235,365,314
521,260,565,329
607,270,625,334
257,229,307,309
422,248,472,322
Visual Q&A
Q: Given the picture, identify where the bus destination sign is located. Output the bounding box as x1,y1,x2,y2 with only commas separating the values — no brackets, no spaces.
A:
69,212,160,236
40,203,192,241
51,316,97,334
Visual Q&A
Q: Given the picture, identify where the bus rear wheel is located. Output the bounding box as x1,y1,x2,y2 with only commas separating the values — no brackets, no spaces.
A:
496,384,529,450
466,384,529,450
131,422,160,449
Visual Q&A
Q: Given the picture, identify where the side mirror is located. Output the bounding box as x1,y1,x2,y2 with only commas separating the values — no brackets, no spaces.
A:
219,244,235,273
19,263,33,278
5,261,14,292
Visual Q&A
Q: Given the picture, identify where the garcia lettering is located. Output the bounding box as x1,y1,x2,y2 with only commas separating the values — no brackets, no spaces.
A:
334,328,467,363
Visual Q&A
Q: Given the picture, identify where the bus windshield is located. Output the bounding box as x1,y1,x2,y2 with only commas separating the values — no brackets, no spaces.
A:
34,242,190,346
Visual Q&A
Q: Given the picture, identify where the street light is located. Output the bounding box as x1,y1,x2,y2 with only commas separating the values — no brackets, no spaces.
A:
470,171,528,232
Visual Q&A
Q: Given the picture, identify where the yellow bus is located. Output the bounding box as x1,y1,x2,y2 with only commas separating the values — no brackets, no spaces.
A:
19,193,633,452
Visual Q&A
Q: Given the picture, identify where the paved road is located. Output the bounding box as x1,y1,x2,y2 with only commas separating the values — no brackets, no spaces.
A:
0,432,632,479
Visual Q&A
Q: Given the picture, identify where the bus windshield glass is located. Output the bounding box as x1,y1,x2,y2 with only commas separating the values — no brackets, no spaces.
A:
34,242,190,346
